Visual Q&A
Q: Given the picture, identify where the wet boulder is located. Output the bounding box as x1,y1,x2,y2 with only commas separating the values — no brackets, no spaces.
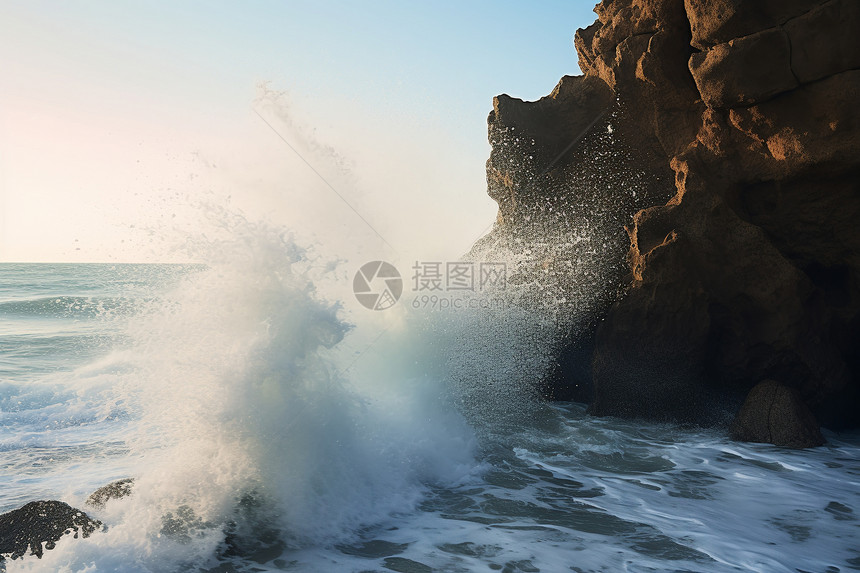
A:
730,380,825,448
0,500,101,560
86,478,135,510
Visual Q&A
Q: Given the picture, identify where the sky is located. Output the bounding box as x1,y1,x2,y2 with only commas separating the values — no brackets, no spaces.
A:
0,1,598,263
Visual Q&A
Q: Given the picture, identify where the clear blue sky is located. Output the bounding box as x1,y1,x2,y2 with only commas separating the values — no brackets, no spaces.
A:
0,1,599,262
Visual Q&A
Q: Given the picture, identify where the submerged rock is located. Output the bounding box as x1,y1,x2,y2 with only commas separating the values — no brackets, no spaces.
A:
217,491,286,565
481,0,860,445
161,504,215,544
0,500,101,560
86,477,135,510
730,380,825,448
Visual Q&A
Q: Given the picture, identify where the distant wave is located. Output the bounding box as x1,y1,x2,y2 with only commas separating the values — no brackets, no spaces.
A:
0,296,140,318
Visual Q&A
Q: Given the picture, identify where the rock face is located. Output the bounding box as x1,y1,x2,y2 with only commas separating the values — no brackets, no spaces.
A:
86,478,134,510
0,480,133,562
0,501,101,560
730,380,825,448
483,0,860,444
473,75,676,402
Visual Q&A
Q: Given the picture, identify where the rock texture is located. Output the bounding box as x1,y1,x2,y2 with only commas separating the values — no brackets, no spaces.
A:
482,0,860,444
0,479,134,562
86,478,134,510
730,379,825,447
0,501,101,560
474,75,675,402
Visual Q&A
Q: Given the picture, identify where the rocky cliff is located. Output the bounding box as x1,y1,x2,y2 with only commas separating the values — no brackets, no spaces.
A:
481,0,860,446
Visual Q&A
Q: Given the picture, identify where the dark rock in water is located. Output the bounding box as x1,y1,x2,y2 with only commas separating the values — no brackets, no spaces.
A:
480,0,860,446
161,505,215,544
383,556,433,573
730,380,825,448
0,500,101,560
86,478,134,509
218,491,285,565
336,539,409,559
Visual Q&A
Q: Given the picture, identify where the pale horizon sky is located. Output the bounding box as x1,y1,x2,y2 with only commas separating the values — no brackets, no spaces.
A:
0,1,598,263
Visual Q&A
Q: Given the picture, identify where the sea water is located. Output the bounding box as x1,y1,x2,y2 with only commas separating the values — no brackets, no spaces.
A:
1,230,858,572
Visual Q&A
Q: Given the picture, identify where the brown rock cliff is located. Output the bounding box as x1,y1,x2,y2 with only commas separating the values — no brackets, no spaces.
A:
481,0,860,444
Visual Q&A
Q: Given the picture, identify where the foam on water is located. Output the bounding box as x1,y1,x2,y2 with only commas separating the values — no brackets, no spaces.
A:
256,405,859,573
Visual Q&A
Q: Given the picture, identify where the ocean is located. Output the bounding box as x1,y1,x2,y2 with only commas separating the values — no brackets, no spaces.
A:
1,250,858,572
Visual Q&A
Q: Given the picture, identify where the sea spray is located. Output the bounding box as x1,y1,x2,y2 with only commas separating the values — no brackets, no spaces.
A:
9,217,476,572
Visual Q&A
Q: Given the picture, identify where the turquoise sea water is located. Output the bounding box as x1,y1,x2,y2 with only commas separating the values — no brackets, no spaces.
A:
1,262,858,573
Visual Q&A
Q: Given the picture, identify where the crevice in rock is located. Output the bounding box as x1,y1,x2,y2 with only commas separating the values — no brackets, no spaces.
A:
677,4,700,102
785,24,803,85
630,30,659,38
718,67,860,112
781,0,836,28
765,383,777,443
604,27,660,56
